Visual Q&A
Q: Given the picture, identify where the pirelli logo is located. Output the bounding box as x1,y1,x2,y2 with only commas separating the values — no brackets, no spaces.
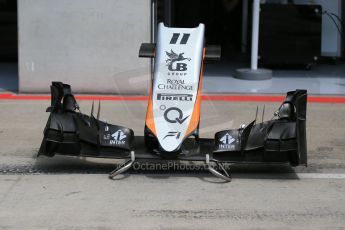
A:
170,33,190,44
157,93,193,101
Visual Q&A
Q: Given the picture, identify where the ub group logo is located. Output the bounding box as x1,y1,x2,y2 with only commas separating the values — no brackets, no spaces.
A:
165,49,191,73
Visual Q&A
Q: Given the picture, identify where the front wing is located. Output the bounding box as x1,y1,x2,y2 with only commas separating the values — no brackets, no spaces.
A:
39,82,307,181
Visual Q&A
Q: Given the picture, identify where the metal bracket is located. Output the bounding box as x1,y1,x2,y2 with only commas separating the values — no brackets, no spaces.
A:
109,151,135,179
205,154,232,182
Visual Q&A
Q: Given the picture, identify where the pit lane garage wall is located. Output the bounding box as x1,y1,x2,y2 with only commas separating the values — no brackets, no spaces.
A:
18,0,151,94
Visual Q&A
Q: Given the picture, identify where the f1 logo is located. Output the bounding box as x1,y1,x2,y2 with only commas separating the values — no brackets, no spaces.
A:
163,131,181,140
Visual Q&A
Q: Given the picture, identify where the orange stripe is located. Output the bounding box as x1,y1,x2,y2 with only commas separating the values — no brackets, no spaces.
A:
145,86,157,136
184,48,205,138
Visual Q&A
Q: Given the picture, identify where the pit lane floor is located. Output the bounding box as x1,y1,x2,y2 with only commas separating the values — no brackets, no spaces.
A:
0,99,345,229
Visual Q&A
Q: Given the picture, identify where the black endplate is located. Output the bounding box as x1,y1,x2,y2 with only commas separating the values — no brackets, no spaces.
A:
38,82,134,158
213,90,307,166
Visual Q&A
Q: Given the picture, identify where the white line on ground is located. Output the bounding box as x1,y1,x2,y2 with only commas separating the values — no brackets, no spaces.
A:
296,173,345,179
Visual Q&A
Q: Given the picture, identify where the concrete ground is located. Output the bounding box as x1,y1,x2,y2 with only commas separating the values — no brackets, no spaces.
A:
0,99,345,229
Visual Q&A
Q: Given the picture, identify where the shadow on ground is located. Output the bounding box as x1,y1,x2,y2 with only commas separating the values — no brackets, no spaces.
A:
5,155,300,181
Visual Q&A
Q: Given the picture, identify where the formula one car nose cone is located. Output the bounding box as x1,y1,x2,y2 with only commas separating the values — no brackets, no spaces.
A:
150,23,205,152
